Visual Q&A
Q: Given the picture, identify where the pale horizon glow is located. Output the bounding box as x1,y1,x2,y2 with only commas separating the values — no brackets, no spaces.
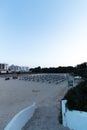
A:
0,0,87,68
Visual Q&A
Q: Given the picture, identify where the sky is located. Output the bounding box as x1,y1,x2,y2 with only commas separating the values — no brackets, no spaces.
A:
0,0,87,68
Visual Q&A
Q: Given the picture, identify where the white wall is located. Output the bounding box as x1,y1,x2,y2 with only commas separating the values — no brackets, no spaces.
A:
62,100,87,130
4,103,36,130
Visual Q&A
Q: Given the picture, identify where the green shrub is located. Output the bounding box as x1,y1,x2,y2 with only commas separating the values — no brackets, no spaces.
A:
63,80,87,112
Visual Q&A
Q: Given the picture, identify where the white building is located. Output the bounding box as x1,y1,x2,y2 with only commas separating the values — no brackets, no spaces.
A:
9,65,29,72
20,66,29,72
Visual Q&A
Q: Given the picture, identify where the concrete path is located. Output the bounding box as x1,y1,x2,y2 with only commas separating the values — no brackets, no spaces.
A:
22,105,69,130
22,80,70,130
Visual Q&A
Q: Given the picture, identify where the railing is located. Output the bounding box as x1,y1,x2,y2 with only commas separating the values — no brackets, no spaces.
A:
4,102,36,130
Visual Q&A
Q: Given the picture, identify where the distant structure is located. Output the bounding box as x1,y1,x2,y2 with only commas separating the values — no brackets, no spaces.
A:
0,63,29,73
0,63,9,73
8,65,29,73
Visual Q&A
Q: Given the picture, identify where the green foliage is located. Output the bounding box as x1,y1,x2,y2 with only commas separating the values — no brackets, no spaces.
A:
74,62,87,78
63,80,87,111
30,66,74,73
30,62,87,79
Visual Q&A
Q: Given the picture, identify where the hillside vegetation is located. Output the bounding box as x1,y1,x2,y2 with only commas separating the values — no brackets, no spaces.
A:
63,80,87,112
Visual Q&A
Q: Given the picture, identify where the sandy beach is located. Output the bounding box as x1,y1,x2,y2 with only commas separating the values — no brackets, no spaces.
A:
0,74,70,130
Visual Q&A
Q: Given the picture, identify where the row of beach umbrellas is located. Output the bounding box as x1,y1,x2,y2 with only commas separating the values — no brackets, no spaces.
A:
19,74,66,84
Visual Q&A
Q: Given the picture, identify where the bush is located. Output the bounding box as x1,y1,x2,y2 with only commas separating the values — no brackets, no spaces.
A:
63,80,87,112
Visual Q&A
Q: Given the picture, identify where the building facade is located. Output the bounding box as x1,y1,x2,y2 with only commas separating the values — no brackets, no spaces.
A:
9,65,29,72
0,63,9,73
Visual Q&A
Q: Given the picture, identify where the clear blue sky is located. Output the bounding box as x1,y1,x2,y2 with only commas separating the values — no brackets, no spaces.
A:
0,0,87,67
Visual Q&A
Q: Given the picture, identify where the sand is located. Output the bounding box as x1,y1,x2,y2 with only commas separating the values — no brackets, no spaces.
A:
0,74,70,130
